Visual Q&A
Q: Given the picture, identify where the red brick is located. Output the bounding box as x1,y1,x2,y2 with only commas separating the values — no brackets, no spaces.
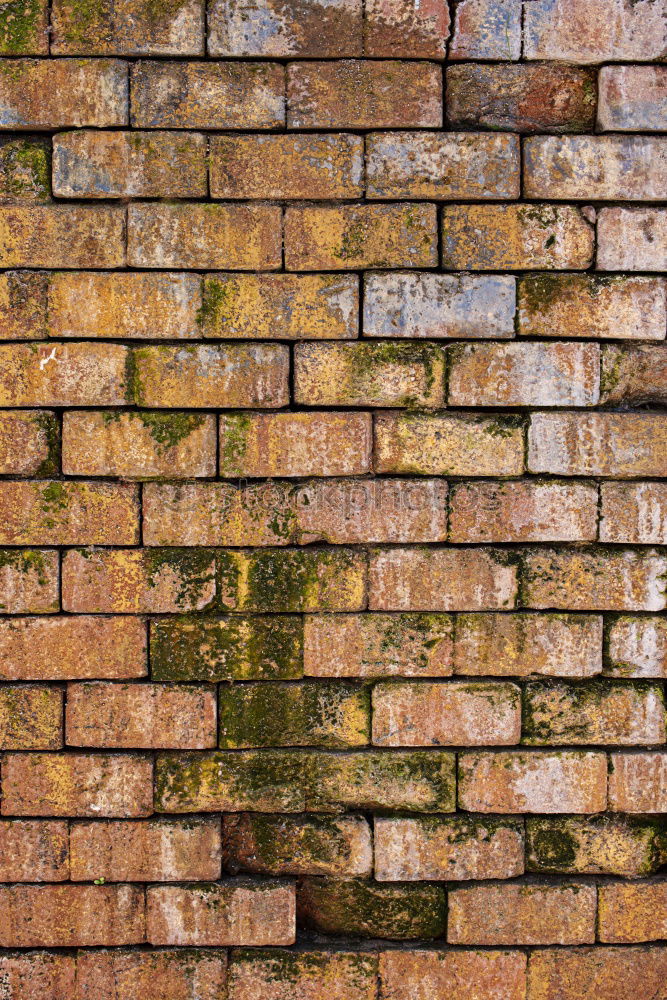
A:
0,270,48,339
600,343,667,406
228,950,377,1000
0,480,138,545
0,885,144,947
74,949,227,1000
0,409,56,474
524,0,667,63
608,752,667,813
449,0,521,59
0,952,74,999
365,0,449,57
380,950,526,1000
607,617,667,679
0,820,68,881
210,0,362,55
529,413,667,479
0,549,59,614
0,206,125,268
450,481,597,543
51,0,204,55
527,947,667,1000
0,342,127,405
0,684,61,749
599,881,667,944
599,66,667,132
597,207,667,271
600,483,667,544
0,58,127,128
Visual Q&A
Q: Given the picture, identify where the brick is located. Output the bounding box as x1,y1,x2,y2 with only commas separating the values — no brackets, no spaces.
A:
364,272,516,340
375,413,524,477
0,820,68,881
372,681,521,746
1,753,153,817
369,547,518,612
600,344,667,407
599,882,667,944
128,204,281,270
0,58,127,128
527,815,667,877
524,0,667,63
0,685,61,749
285,203,437,271
453,613,602,678
607,616,667,679
67,682,217,749
210,0,362,55
0,410,56,474
130,60,284,129
526,947,667,1000
295,342,445,407
518,274,666,341
0,953,73,999
223,812,372,876
228,951,377,1000
366,132,519,199
151,616,303,682
442,204,594,270
379,950,527,1000
51,0,204,54
303,612,454,678
130,344,288,408
0,549,58,613
448,883,596,946
597,208,667,271
74,949,227,1000
0,0,48,54
219,681,369,748
0,342,127,406
458,751,607,814
200,273,358,341
70,818,221,882
311,750,456,813
219,412,370,477
0,270,47,339
447,64,596,133
449,342,599,407
210,134,363,199
449,481,598,543
375,815,524,881
0,480,138,545
525,136,667,201
62,548,216,614
522,547,667,612
600,483,667,545
528,413,667,479
0,137,50,202
608,752,667,813
298,879,445,939
287,60,442,128
146,880,295,946
53,130,207,198
0,206,125,267
449,0,521,59
599,66,667,132
0,885,144,947
365,0,449,56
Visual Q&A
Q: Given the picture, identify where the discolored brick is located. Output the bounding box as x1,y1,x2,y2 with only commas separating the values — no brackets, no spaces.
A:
0,137,50,202
0,685,62,749
0,58,127,129
597,207,667,271
599,881,667,943
0,410,56,474
529,413,667,479
449,0,521,59
526,946,667,1000
0,270,48,339
527,815,667,877
379,950,526,1000
0,206,125,268
0,952,74,999
0,342,127,406
0,0,48,54
209,0,362,56
74,949,227,1000
51,0,204,54
0,549,59,614
298,879,446,940
608,752,667,813
606,616,667,679
600,482,667,545
524,0,667,63
228,950,377,1000
0,820,68,882
0,480,138,545
599,66,667,132
600,344,667,407
0,884,145,947
365,0,449,57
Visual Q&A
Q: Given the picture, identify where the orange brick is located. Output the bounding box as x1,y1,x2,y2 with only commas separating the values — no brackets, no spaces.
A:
606,616,667,679
597,207,667,271
526,947,667,1000
210,0,362,55
0,885,144,947
0,410,56,474
0,820,68,881
0,58,127,127
526,815,667,877
365,0,450,57
600,343,667,406
0,342,127,406
599,881,667,944
450,481,598,543
380,950,526,1000
0,480,138,545
449,0,522,59
51,0,204,54
75,949,227,1000
0,270,48,339
524,681,665,746
0,549,59,614
600,482,667,544
608,752,667,813
228,950,377,1000
0,953,74,1000
0,205,125,268
0,685,61,749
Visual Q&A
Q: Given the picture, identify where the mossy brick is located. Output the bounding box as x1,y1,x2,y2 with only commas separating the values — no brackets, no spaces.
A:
529,413,667,479
365,0,449,57
0,270,47,339
600,482,667,545
0,549,59,614
526,947,667,1000
298,878,445,940
0,820,68,882
599,66,667,132
0,685,62,749
0,410,57,474
379,950,526,1000
527,815,667,877
0,206,125,268
74,950,227,1000
524,0,667,63
227,950,377,1000
0,0,48,54
600,344,667,407
0,480,138,545
0,58,127,129
608,752,667,813
449,0,521,59
597,207,667,271
0,137,49,202
599,881,667,944
209,0,362,56
51,0,204,55
0,885,144,947
606,616,667,679
0,342,127,406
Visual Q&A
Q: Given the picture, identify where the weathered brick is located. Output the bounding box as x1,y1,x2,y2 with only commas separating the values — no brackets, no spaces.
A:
298,879,446,939
369,547,518,612
285,203,437,270
53,130,207,198
601,344,667,406
375,815,524,881
448,883,596,946
287,60,442,128
130,60,284,129
449,481,598,543
454,613,602,678
0,953,74,999
223,812,372,876
366,132,519,199
1,753,153,817
0,206,125,268
304,612,454,678
210,0,362,55
608,752,667,813
295,342,444,407
228,950,377,1000
449,0,521,59
518,274,666,341
364,272,516,340
527,815,667,877
0,342,127,405
74,949,227,1000
524,0,667,63
600,483,667,545
220,412,371,477
0,885,144,947
0,480,138,545
0,685,61,749
0,58,127,128
442,204,594,270
372,681,521,746
529,413,667,479
151,615,303,682
365,0,449,56
526,947,667,1000
51,0,203,54
0,549,59,614
458,751,607,814
375,413,525,477
447,64,596,133
128,204,282,270
597,208,667,271
70,818,221,882
522,547,667,612
0,137,50,202
599,882,667,943
219,681,369,748
0,0,48,54
146,880,295,946
379,950,526,1000
607,616,667,679
0,410,56,474
0,820,68,881
599,66,667,132
0,270,47,339
62,548,216,614
210,134,363,199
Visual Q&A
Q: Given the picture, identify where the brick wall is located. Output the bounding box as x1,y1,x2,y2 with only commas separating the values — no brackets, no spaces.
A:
0,0,665,996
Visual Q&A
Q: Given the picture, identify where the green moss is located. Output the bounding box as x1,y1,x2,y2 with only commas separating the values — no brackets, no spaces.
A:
1,138,50,200
599,347,624,398
196,276,235,331
219,413,250,476
144,548,215,611
345,342,442,407
0,0,44,54
300,879,446,940
336,219,366,261
136,411,205,452
519,273,571,314
33,412,60,476
124,349,144,405
0,548,49,586
480,413,525,438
